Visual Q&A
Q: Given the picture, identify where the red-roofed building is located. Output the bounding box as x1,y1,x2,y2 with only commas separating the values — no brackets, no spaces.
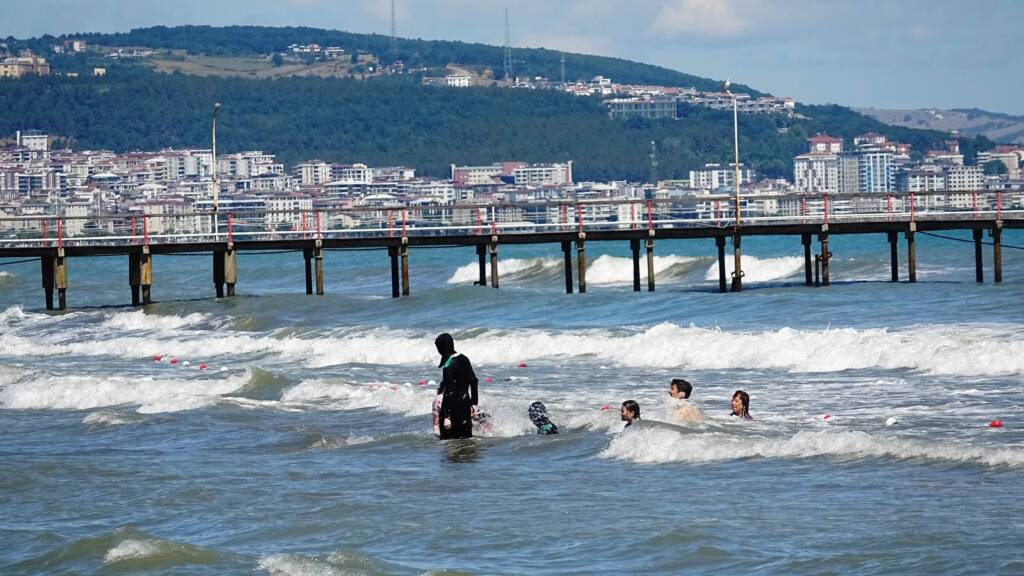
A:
807,134,843,154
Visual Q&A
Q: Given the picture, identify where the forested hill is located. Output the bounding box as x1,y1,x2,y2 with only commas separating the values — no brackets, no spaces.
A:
0,68,991,182
5,25,760,94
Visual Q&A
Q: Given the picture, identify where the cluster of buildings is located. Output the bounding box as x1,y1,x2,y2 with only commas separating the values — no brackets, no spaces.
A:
0,51,50,78
793,132,1023,201
286,44,347,59
2,125,1022,239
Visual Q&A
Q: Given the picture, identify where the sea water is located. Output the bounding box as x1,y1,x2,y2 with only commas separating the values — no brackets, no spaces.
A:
1,231,1023,574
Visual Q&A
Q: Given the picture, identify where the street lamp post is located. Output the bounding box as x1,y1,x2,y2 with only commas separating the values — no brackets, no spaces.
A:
724,81,743,292
211,102,220,213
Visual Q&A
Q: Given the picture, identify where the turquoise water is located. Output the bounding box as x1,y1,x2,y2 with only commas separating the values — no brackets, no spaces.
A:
1,231,1023,574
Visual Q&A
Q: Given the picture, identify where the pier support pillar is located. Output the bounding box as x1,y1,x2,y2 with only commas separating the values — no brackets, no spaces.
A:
814,254,821,287
730,232,743,293
802,233,813,287
646,234,656,292
129,253,141,306
224,246,237,297
973,228,984,283
716,236,728,293
819,225,830,287
314,242,324,296
213,250,225,298
476,244,486,286
993,221,1003,283
139,247,152,305
401,240,410,296
561,240,573,294
303,248,313,295
576,233,587,294
41,254,55,310
54,248,68,311
907,223,917,283
489,236,499,289
389,245,400,298
888,231,899,282
630,239,641,292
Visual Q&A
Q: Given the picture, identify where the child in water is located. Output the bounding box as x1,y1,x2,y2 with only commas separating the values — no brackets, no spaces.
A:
668,378,704,423
528,401,559,434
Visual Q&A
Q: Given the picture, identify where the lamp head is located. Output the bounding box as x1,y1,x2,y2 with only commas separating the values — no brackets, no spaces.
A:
723,80,732,94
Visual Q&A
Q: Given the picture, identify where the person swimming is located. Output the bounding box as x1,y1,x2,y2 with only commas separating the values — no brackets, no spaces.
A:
528,401,559,435
621,400,640,428
473,409,494,434
730,390,752,420
668,378,704,423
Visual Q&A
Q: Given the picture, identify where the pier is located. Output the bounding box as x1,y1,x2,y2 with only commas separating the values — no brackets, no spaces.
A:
1,191,1020,310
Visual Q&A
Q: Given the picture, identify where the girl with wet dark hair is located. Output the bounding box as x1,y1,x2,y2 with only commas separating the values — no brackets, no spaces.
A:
434,333,479,439
730,390,752,420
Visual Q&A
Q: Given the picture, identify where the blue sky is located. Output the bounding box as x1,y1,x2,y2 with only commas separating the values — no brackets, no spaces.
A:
2,0,1021,114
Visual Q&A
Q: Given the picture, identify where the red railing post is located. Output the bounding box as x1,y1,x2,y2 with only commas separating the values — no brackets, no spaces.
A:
577,204,584,233
823,194,829,225
227,213,233,244
143,215,149,245
402,208,408,238
476,207,483,236
57,218,63,249
630,203,637,230
646,199,653,231
715,200,721,225
491,207,498,236
316,211,322,240
996,191,1002,221
387,209,394,238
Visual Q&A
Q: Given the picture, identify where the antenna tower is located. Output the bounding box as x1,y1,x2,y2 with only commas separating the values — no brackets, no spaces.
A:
560,52,566,84
503,9,513,82
389,0,397,58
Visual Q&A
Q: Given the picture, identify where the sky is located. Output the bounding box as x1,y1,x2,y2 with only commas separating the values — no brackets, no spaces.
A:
2,0,1021,115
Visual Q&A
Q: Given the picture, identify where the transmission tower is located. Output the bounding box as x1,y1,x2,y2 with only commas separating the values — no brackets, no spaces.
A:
560,52,565,84
503,9,513,82
650,140,658,186
389,0,397,59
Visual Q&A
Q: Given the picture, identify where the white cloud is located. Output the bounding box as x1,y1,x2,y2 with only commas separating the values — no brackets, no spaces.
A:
650,0,753,37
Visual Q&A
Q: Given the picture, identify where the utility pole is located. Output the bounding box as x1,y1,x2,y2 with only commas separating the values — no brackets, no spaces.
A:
649,140,658,187
503,9,513,82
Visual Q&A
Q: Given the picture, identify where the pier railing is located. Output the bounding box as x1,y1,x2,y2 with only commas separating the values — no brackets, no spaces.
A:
1,190,1021,248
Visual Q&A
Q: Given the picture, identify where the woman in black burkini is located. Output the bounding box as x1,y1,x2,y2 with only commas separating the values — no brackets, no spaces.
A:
435,333,479,440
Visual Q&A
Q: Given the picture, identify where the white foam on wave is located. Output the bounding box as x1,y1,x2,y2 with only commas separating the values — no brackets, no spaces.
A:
586,254,701,285
104,539,162,564
259,550,387,576
0,370,251,412
4,309,1024,377
447,257,561,284
704,254,804,283
101,310,211,331
82,410,143,427
601,428,1024,468
283,379,436,416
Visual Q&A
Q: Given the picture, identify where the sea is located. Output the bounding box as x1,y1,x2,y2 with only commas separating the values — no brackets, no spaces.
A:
1,230,1023,575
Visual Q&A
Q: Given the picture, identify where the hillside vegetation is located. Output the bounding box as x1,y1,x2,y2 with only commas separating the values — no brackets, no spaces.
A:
0,26,994,180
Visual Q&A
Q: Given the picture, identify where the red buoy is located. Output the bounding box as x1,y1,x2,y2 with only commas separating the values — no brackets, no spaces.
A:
153,355,162,362
169,357,178,365
198,363,208,370
601,405,610,411
484,377,493,383
518,362,527,368
989,420,1004,428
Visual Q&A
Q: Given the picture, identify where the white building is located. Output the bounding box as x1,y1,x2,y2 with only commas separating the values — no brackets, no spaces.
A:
16,130,49,151
793,153,838,193
446,75,471,87
688,163,754,191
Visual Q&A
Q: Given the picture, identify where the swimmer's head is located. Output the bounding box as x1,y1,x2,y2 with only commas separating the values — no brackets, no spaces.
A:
621,400,640,423
528,401,550,428
670,378,692,399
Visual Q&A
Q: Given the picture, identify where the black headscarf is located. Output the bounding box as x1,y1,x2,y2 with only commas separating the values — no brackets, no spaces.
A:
435,333,455,368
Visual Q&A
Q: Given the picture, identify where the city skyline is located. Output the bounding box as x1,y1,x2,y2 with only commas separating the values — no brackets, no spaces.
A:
1,0,1021,115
